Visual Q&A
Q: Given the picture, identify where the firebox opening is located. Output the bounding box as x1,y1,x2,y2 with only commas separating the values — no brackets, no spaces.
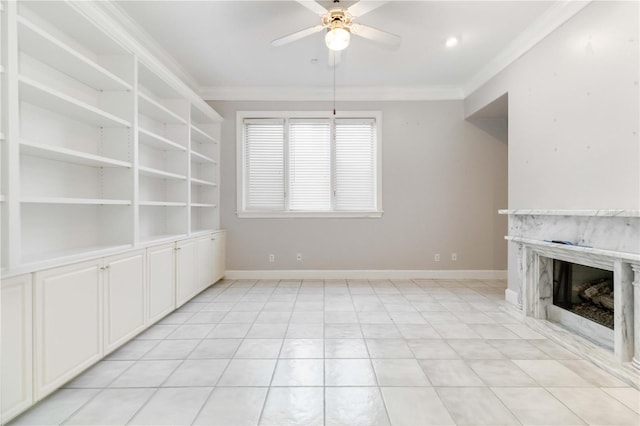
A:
552,260,614,329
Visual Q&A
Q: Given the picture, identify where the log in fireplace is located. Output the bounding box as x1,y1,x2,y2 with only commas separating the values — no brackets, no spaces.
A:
553,260,614,329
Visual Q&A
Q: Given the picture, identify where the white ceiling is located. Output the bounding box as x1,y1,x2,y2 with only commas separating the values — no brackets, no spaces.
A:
113,0,582,99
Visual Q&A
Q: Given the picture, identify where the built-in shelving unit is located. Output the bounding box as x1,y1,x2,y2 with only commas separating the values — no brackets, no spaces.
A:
190,105,220,233
0,3,225,423
0,1,222,276
136,62,189,243
14,1,134,268
1,0,8,270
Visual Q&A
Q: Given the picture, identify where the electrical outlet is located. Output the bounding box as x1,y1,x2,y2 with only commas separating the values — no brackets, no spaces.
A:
296,253,302,262
434,253,440,262
451,253,457,261
269,254,275,263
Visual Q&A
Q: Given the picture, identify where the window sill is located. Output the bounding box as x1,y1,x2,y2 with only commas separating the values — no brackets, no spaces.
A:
236,211,384,219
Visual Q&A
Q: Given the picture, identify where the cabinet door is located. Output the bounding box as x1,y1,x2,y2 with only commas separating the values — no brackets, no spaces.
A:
1,275,33,424
196,236,213,291
212,231,226,283
103,250,146,355
176,239,196,307
147,243,176,323
35,260,102,399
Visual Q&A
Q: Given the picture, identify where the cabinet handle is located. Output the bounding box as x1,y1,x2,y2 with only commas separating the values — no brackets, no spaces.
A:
175,247,181,251
211,237,216,241
100,265,110,270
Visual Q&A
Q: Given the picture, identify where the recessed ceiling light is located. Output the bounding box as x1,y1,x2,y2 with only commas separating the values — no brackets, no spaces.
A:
445,37,459,48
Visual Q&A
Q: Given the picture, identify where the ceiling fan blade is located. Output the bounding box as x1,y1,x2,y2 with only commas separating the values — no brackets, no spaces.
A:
295,0,328,15
350,23,401,48
271,24,325,47
328,49,342,67
347,1,388,17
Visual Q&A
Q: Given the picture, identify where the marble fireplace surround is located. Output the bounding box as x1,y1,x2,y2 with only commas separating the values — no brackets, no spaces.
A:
501,210,640,385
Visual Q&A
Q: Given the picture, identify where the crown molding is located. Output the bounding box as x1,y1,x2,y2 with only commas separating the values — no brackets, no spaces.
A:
200,85,465,102
464,0,592,97
88,1,200,92
89,0,590,104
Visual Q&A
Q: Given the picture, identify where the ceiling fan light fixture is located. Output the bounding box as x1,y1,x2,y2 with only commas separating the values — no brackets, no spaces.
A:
445,36,459,48
325,26,351,51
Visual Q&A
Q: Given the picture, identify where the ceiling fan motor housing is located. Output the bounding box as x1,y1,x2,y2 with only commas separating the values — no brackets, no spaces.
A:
323,9,353,32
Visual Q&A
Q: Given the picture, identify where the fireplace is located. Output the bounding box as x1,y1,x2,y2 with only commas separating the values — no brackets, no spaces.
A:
553,260,614,329
500,209,640,379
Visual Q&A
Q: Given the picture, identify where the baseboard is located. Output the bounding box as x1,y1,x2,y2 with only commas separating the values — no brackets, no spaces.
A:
504,288,522,308
224,269,508,280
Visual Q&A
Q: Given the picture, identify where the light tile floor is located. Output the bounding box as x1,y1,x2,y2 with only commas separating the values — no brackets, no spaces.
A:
10,278,640,426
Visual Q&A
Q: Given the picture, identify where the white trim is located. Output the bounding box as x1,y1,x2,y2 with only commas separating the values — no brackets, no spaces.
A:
202,85,464,102
464,0,591,97
505,288,521,309
225,269,508,280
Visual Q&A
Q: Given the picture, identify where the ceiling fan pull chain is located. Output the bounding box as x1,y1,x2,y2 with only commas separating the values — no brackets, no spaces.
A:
333,52,337,115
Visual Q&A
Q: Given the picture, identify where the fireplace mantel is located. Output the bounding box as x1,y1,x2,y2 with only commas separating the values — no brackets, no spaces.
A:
506,237,640,266
499,209,640,217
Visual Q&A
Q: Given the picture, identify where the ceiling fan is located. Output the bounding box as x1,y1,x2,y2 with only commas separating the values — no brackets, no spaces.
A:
271,0,401,55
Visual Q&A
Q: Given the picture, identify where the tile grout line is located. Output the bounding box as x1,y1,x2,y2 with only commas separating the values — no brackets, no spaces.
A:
123,292,215,426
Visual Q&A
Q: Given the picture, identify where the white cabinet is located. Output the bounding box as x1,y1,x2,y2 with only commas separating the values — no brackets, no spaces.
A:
176,239,197,307
212,231,226,283
1,274,33,424
3,232,223,420
195,231,226,291
147,243,175,323
196,236,213,291
34,260,102,399
103,250,145,355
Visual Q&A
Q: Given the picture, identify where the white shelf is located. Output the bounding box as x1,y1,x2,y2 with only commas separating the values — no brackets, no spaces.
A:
191,124,217,144
138,92,186,125
139,201,187,207
138,128,186,152
190,177,217,187
19,76,131,128
21,197,132,205
138,165,186,180
21,140,132,168
190,150,216,164
191,203,217,208
18,16,132,91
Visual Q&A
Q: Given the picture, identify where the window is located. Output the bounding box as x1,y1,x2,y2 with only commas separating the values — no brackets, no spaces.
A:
237,111,382,218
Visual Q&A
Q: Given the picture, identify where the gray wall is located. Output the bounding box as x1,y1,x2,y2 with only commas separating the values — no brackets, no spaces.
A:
465,1,639,210
464,1,639,294
209,100,508,271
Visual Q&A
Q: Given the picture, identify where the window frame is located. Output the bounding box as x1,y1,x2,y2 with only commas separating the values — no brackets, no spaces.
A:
236,110,383,218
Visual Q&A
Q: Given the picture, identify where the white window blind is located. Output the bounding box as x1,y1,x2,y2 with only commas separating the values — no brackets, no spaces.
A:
243,118,285,211
335,118,377,211
239,112,381,217
288,119,331,211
